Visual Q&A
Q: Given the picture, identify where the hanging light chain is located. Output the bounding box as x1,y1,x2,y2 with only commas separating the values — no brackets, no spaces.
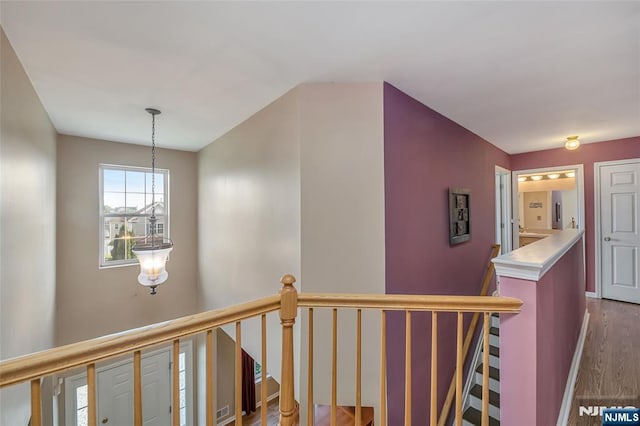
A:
151,112,156,220
148,109,158,248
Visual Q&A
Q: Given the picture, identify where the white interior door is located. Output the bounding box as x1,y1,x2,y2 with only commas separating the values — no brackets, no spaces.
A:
97,362,133,425
97,351,171,426
141,351,171,426
600,160,640,304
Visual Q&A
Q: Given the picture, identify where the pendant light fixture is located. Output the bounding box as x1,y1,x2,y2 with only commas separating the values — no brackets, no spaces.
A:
565,135,580,150
132,108,173,295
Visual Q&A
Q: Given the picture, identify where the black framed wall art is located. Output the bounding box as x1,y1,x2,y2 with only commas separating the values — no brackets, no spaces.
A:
449,188,471,245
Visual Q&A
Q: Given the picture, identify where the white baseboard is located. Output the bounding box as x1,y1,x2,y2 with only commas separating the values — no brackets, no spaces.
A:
556,310,590,426
218,391,280,426
585,291,598,299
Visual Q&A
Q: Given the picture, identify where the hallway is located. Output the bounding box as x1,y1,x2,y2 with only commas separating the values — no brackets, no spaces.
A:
568,298,640,425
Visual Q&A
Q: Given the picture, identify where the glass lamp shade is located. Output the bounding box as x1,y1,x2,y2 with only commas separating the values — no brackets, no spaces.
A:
132,243,173,288
565,136,580,150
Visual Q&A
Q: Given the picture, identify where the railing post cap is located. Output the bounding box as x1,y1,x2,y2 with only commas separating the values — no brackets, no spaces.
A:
280,274,296,286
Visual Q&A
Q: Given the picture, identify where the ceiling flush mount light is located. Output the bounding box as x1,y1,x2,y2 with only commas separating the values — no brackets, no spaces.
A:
132,108,173,295
547,174,560,179
531,175,543,181
565,135,580,150
518,176,527,182
566,172,576,178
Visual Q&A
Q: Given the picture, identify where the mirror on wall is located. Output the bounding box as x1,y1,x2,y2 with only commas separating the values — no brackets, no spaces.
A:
512,166,584,248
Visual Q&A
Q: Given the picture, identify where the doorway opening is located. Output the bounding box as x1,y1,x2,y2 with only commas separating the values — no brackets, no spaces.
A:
63,341,193,426
512,165,585,249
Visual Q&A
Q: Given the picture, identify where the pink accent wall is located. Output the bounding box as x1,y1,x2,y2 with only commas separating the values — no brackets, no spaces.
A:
500,240,586,425
511,136,640,292
383,83,510,424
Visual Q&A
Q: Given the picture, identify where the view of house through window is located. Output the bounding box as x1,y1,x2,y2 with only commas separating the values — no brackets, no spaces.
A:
99,165,169,267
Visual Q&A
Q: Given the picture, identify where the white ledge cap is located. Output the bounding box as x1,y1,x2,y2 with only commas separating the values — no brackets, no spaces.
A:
492,229,585,281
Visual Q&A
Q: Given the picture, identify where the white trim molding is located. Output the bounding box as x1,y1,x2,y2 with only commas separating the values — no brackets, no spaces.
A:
585,291,598,299
493,229,584,281
556,310,590,426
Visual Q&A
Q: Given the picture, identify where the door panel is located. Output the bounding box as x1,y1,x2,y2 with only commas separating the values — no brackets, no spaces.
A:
612,193,635,232
601,161,640,303
97,364,133,425
612,246,637,287
97,351,171,426
142,351,171,426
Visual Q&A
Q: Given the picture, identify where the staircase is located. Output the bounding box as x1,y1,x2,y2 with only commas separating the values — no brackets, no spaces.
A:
462,313,500,426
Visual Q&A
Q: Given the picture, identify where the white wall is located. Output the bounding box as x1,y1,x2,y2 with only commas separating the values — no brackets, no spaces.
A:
298,83,385,424
197,88,302,390
56,135,199,345
561,188,577,229
197,83,386,424
1,28,57,425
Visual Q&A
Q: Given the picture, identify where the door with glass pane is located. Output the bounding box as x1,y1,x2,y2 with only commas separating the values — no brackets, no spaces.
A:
66,348,185,426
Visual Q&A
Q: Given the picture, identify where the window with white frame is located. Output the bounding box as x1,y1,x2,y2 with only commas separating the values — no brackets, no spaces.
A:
99,164,169,267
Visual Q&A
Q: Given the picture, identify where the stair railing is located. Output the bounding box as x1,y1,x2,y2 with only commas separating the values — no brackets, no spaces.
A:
437,244,501,426
0,273,521,426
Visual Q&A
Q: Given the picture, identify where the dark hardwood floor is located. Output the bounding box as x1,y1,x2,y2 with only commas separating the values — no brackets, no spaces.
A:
567,298,640,425
233,398,374,425
233,397,282,426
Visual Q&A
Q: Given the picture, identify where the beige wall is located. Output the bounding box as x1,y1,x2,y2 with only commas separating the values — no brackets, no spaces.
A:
198,82,386,424
56,135,198,345
197,88,302,387
0,28,58,425
298,83,385,424
214,330,279,424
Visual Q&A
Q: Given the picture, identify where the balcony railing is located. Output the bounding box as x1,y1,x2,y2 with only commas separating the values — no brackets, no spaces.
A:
0,274,522,426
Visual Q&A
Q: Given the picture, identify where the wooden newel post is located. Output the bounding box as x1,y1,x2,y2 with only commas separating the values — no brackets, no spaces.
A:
279,274,298,426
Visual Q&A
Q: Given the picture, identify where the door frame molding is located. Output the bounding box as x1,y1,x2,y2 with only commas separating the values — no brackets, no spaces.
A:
594,157,640,299
512,164,585,249
495,166,512,254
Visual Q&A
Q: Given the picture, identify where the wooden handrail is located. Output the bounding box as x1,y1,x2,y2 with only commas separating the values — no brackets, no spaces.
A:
1,271,524,426
0,294,281,387
298,293,521,312
1,293,521,388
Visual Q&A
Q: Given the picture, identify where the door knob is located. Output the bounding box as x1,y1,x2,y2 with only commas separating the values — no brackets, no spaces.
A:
101,418,108,424
604,237,611,242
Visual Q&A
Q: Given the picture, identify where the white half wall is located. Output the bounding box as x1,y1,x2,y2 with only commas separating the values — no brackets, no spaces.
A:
1,28,57,425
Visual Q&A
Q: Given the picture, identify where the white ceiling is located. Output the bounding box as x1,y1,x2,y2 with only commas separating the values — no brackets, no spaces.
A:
1,1,639,153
